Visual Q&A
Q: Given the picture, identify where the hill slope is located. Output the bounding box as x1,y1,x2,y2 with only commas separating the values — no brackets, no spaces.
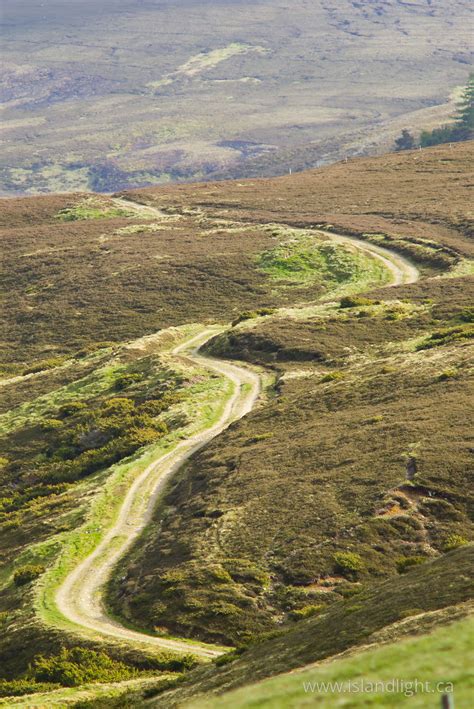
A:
0,143,472,705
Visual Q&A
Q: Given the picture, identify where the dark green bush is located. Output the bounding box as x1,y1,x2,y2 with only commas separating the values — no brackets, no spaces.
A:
334,552,364,577
13,564,46,586
442,534,469,552
289,604,325,621
459,309,474,323
0,679,60,698
114,373,142,390
214,651,239,667
33,647,139,687
395,556,427,574
339,296,376,309
100,397,136,415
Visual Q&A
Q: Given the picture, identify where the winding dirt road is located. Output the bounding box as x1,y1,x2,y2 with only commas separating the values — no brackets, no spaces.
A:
113,196,419,287
55,329,260,659
317,229,419,286
52,198,419,659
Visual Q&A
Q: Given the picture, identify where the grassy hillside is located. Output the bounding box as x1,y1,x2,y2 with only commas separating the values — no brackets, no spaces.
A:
0,144,472,705
107,275,473,645
0,325,220,686
152,547,473,707
69,546,474,707
1,1,472,194
0,194,281,372
186,616,474,708
103,143,473,647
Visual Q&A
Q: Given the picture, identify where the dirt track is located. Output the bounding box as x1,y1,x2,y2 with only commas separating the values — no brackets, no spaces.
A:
55,328,260,658
53,204,419,659
114,197,419,288
318,229,419,286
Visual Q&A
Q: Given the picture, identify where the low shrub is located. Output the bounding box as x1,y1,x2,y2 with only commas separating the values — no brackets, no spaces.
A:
321,371,345,383
22,357,68,375
246,433,274,444
232,308,275,326
364,415,384,424
32,647,140,687
416,324,474,350
13,564,46,586
334,552,364,578
100,397,136,415
223,559,270,587
395,556,427,574
114,373,143,390
0,679,60,698
442,534,469,552
40,418,63,430
138,395,183,416
58,402,87,418
289,604,325,621
74,341,116,358
337,583,364,599
398,608,424,620
459,309,474,323
340,296,376,309
437,369,458,381
214,651,239,667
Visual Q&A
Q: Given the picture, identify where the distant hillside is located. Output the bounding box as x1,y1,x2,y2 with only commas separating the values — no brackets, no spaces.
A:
1,0,473,194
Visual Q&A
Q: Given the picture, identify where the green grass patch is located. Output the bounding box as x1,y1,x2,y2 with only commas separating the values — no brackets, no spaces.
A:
257,228,391,296
190,616,473,708
55,198,137,222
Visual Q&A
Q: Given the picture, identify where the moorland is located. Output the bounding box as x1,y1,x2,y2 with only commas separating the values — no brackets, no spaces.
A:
0,142,472,706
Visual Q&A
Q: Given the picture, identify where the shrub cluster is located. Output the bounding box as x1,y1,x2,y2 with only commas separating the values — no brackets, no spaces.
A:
22,357,68,375
40,396,169,484
334,552,364,578
395,556,427,574
339,296,376,309
416,324,473,350
0,679,60,698
442,534,469,552
289,604,325,621
13,564,45,587
232,308,275,326
32,647,139,687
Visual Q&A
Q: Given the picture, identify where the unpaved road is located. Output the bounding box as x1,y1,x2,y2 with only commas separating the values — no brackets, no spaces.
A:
54,199,419,659
113,196,419,287
55,328,260,659
317,229,419,286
